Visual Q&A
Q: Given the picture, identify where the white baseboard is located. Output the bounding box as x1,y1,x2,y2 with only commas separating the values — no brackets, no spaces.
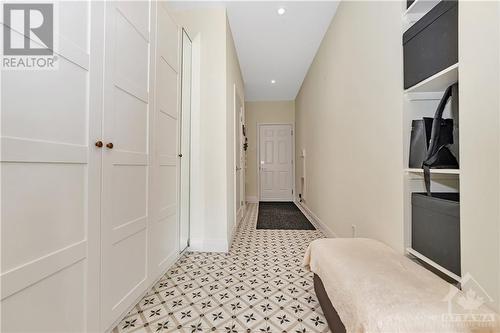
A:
295,201,337,238
188,238,229,253
246,196,258,203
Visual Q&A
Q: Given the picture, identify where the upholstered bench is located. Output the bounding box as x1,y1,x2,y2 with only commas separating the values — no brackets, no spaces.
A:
304,238,499,333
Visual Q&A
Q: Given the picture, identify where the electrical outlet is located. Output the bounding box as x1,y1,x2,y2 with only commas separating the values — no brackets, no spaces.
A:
351,225,356,238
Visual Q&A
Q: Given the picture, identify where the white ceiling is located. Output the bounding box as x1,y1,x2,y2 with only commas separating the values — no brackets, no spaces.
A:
170,1,339,101
226,2,339,101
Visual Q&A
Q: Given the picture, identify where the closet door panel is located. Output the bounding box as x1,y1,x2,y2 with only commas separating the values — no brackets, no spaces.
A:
101,1,152,329
2,163,85,270
1,59,88,144
0,1,99,332
149,3,179,278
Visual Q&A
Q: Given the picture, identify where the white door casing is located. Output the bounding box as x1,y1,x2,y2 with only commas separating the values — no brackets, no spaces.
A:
149,1,180,281
1,1,102,331
179,29,192,252
258,124,294,202
100,1,153,328
234,88,245,223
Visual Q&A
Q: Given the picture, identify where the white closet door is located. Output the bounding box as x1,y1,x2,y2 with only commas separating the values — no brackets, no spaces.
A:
100,1,152,329
149,2,180,278
1,1,101,331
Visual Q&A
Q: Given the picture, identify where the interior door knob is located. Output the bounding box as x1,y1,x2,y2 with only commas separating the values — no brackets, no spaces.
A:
95,141,103,148
178,153,183,158
106,142,114,149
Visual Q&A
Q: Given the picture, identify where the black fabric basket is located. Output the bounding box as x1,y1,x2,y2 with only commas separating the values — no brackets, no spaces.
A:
411,192,460,276
403,0,458,89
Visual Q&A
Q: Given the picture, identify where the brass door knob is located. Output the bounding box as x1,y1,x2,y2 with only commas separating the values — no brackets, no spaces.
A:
95,141,103,148
106,142,114,149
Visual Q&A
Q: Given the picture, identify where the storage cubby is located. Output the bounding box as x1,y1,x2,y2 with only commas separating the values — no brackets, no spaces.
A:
401,0,460,282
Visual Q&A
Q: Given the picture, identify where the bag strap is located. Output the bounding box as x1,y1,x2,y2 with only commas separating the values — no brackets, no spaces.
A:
424,84,453,162
423,84,454,195
423,165,431,196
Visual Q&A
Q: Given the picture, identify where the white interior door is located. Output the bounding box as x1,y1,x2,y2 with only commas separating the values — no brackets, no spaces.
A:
240,104,246,214
101,1,152,328
1,1,101,331
179,29,192,252
235,91,245,222
259,124,293,201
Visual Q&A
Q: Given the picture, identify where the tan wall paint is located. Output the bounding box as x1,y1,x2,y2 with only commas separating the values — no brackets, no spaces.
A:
295,1,404,250
459,1,500,311
245,101,295,200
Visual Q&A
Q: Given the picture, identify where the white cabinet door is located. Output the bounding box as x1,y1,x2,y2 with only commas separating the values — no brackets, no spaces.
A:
259,124,293,201
1,1,102,331
149,2,180,279
100,1,152,329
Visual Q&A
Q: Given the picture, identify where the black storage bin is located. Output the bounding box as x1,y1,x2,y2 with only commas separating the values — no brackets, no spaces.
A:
411,192,460,276
403,0,458,89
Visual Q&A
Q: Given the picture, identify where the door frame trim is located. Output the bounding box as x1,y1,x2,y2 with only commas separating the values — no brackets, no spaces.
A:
256,122,295,202
179,28,192,253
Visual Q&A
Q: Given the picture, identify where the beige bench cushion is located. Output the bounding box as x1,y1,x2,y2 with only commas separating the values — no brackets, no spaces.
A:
304,238,499,333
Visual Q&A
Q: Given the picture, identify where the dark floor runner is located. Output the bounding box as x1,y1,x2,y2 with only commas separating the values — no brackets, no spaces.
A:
257,202,315,230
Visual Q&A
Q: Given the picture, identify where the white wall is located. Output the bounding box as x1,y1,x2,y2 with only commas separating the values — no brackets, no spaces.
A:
245,101,295,201
459,0,500,311
226,17,245,243
173,8,244,252
294,1,404,250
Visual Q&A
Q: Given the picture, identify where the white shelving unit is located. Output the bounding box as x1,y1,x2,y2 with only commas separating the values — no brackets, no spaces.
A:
402,2,460,281
403,0,440,30
404,0,441,17
404,63,458,94
405,168,460,175
406,248,461,282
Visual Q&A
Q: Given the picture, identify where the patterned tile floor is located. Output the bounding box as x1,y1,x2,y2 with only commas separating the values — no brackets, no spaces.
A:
113,203,329,333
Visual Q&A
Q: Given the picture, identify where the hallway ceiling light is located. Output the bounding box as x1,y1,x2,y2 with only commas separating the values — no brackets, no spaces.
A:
277,7,286,15
271,80,276,84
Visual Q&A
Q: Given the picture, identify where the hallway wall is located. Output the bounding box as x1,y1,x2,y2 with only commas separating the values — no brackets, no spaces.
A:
172,7,244,252
174,8,228,252
245,101,295,202
226,16,245,244
295,1,404,251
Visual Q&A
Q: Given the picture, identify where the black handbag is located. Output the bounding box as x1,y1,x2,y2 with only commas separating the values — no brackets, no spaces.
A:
423,83,459,195
409,118,434,168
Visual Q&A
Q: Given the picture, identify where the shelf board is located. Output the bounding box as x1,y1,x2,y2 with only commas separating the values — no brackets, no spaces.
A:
404,63,458,94
406,248,461,282
405,168,460,175
404,0,440,18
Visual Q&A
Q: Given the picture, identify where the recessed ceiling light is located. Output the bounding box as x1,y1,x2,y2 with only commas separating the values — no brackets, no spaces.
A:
277,7,286,15
271,80,276,84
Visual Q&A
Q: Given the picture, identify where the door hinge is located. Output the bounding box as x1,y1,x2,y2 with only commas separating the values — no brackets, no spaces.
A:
292,189,294,194
291,129,293,135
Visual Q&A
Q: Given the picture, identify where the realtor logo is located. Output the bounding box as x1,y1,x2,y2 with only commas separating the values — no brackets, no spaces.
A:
442,273,499,329
2,3,57,69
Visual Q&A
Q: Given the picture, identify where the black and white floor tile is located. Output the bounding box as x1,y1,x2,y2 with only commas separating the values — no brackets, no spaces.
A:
113,203,329,333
